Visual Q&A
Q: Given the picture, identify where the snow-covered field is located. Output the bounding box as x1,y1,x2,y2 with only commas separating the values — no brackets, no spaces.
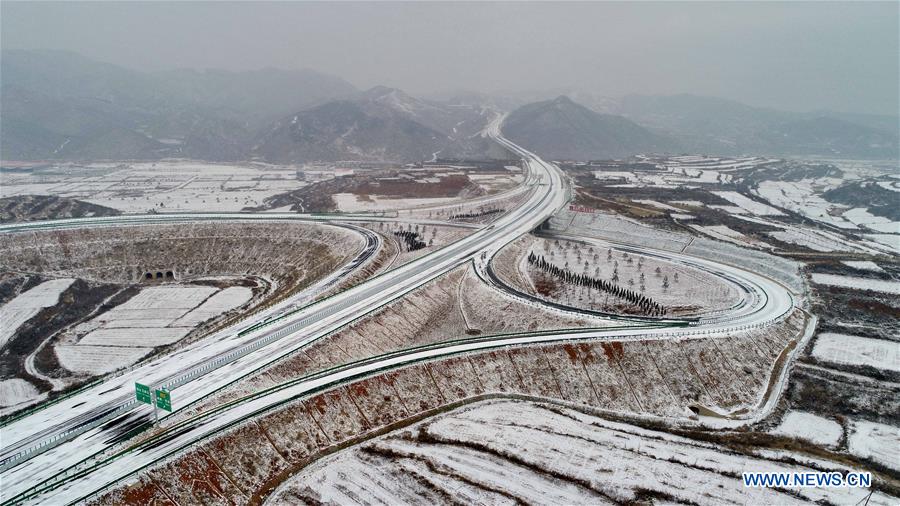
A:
270,399,892,506
752,173,898,247
770,411,843,447
556,211,692,252
712,191,784,216
848,420,900,471
468,172,524,194
756,180,852,229
737,216,889,254
810,274,900,295
843,208,899,233
811,333,899,373
841,261,884,273
655,154,775,171
768,229,858,252
863,233,899,252
591,156,772,189
57,285,251,374
332,193,459,212
0,378,43,410
55,345,153,375
0,278,75,348
172,287,253,327
632,199,683,212
0,161,307,213
690,224,770,248
77,328,193,347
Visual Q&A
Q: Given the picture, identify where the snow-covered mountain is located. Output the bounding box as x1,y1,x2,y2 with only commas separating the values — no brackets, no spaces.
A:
253,86,509,163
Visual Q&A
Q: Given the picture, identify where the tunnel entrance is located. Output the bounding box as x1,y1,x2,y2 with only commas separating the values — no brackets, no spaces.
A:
143,270,176,282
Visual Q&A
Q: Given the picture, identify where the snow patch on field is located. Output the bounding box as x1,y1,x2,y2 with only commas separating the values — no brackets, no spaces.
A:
172,287,253,327
713,191,784,216
55,345,153,375
810,274,900,295
332,193,459,212
766,224,884,254
690,225,769,248
863,234,899,252
0,379,42,408
0,161,306,213
811,333,899,373
756,180,854,229
843,208,899,233
0,278,75,348
841,261,884,273
632,199,683,212
848,421,900,471
78,327,193,347
771,411,842,447
108,286,217,311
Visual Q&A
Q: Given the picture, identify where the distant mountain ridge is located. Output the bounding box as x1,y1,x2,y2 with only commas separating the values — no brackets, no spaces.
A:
499,92,898,160
156,67,359,126
1,51,506,163
590,93,898,159
502,96,678,160
1,49,359,161
252,97,448,162
253,86,510,162
3,50,895,162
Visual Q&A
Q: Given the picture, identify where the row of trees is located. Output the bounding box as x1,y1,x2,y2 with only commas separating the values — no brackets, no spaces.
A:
394,230,427,252
449,208,503,221
527,252,666,315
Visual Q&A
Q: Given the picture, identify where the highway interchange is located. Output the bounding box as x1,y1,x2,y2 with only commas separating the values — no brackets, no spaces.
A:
0,128,798,505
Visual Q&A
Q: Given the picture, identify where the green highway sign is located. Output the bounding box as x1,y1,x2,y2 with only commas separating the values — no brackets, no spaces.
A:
155,388,172,412
135,383,152,404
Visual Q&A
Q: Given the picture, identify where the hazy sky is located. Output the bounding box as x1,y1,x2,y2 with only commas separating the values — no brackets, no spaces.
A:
3,1,898,115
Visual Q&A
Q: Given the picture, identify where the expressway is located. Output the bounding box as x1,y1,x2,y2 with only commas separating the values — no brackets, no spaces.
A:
0,182,530,468
7,229,795,505
0,129,797,505
0,221,382,457
0,130,569,503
